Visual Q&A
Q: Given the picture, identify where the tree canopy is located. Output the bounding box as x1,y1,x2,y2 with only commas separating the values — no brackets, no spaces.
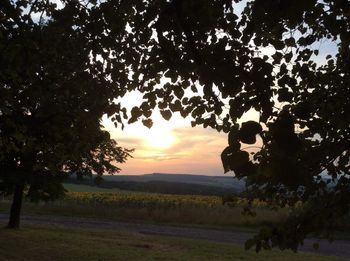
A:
0,0,133,227
107,0,349,250
123,0,350,251
1,0,349,251
121,0,350,250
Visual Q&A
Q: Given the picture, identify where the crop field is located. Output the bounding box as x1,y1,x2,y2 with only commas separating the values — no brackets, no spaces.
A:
0,191,289,228
65,191,222,207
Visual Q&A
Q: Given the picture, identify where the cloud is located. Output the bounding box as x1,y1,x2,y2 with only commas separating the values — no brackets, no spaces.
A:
116,137,143,148
169,127,227,156
115,125,229,175
107,112,231,175
137,154,182,161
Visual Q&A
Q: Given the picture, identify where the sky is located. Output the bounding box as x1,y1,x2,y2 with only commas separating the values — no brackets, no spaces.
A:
103,91,259,176
104,114,228,176
106,118,229,176
103,92,230,176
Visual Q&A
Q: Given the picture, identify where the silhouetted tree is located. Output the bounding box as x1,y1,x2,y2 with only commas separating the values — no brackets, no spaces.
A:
0,1,133,228
124,0,350,251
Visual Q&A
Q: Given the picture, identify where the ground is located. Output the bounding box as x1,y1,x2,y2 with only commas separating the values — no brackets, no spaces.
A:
0,214,349,260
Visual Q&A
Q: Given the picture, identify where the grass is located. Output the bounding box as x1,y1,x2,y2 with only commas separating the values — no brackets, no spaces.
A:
0,225,345,261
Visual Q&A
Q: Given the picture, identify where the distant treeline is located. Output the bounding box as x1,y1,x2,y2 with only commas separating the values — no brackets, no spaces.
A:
65,177,237,196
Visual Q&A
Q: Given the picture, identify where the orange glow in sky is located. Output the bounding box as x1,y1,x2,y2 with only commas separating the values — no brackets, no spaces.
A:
102,90,259,176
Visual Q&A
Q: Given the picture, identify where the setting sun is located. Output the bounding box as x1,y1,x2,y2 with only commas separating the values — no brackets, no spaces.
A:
145,127,176,149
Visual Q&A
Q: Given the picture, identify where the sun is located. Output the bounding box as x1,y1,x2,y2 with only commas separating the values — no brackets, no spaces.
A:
145,127,176,149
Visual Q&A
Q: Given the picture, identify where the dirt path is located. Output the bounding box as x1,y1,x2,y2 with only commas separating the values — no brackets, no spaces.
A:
1,214,349,259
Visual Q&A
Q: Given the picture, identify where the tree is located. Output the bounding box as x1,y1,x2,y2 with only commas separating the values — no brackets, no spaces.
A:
219,1,350,251
115,0,349,251
0,1,133,228
1,0,349,252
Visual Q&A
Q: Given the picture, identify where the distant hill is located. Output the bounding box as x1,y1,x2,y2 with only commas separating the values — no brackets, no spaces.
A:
103,173,244,191
66,173,245,196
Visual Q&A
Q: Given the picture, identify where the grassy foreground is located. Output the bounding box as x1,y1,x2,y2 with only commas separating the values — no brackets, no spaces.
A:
0,225,345,261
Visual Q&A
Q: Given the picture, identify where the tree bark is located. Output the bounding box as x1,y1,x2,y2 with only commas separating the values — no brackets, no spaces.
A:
7,184,24,229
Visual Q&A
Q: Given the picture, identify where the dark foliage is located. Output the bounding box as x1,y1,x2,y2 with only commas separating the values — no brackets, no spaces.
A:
0,0,133,227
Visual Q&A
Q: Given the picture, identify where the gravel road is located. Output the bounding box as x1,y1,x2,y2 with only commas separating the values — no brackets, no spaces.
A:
1,214,349,259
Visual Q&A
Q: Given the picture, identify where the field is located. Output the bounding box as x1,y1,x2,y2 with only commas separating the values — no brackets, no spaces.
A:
0,225,345,261
0,187,289,229
1,185,349,260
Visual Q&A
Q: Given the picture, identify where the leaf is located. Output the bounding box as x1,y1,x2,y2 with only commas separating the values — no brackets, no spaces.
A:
229,97,245,120
221,146,233,173
128,117,138,124
169,100,182,112
174,89,184,99
229,151,250,172
238,121,262,144
130,107,142,119
285,37,296,47
143,110,152,118
142,118,153,128
284,52,293,63
160,110,172,121
272,52,283,64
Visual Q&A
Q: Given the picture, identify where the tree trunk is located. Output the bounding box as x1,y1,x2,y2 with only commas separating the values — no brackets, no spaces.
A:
7,184,24,229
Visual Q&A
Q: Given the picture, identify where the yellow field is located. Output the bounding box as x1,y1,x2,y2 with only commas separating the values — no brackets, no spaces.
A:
0,191,288,228
65,191,223,208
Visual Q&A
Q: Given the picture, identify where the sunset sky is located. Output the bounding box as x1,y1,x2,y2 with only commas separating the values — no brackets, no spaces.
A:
103,91,259,176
